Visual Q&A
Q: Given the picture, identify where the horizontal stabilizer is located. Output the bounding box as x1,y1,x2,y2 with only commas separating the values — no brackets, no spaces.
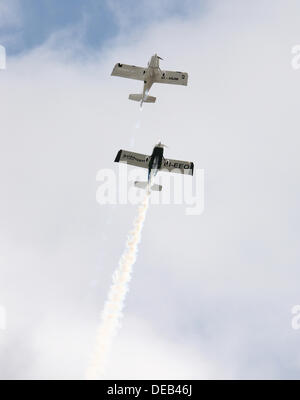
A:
144,96,156,103
134,181,149,190
129,94,143,102
129,94,156,103
134,181,162,191
151,184,162,191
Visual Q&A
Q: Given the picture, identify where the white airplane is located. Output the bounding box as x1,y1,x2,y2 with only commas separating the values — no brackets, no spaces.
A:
111,54,188,107
114,142,194,191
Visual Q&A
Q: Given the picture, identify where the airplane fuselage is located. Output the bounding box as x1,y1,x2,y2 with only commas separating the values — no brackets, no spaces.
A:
142,55,161,101
148,145,164,183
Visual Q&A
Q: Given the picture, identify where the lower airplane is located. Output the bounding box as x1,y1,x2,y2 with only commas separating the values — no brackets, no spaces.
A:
111,54,188,107
114,142,194,191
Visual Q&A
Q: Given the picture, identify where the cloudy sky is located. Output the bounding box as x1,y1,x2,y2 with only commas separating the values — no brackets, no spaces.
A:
0,0,300,379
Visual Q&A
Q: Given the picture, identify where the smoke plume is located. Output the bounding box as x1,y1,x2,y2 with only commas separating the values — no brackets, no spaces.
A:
86,192,150,379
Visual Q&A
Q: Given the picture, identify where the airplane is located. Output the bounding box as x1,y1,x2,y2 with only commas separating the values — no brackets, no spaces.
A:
114,142,194,192
111,54,188,107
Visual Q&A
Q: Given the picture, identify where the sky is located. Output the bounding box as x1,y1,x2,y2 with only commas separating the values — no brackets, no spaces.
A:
0,0,300,379
0,0,202,55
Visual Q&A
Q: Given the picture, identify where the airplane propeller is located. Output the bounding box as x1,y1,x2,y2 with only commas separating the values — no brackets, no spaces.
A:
156,141,168,148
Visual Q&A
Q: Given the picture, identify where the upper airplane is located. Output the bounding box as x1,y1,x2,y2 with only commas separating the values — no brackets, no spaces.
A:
111,54,188,107
114,142,194,192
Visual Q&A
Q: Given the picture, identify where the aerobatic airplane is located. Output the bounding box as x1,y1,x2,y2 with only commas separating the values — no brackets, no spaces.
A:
111,54,188,107
114,142,194,192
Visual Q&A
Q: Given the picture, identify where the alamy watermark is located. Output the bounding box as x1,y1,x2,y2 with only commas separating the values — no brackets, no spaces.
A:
291,305,300,330
96,164,204,215
0,45,6,70
0,305,6,330
291,45,300,70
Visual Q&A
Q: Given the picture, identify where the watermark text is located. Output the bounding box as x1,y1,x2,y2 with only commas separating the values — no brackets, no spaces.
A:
0,45,6,70
96,164,204,216
291,305,300,330
291,45,300,70
0,305,6,330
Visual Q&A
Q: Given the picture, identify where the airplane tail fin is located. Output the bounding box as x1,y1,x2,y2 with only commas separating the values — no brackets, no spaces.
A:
129,94,156,103
134,181,162,191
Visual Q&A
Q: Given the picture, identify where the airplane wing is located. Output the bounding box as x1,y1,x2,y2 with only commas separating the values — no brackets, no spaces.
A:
114,150,150,168
154,70,188,86
161,158,194,175
111,63,146,81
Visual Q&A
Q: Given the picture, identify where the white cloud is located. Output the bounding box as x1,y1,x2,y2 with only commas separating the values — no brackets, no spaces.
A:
106,0,200,29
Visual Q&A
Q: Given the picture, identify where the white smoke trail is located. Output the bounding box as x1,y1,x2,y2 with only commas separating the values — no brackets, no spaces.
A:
86,191,150,379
